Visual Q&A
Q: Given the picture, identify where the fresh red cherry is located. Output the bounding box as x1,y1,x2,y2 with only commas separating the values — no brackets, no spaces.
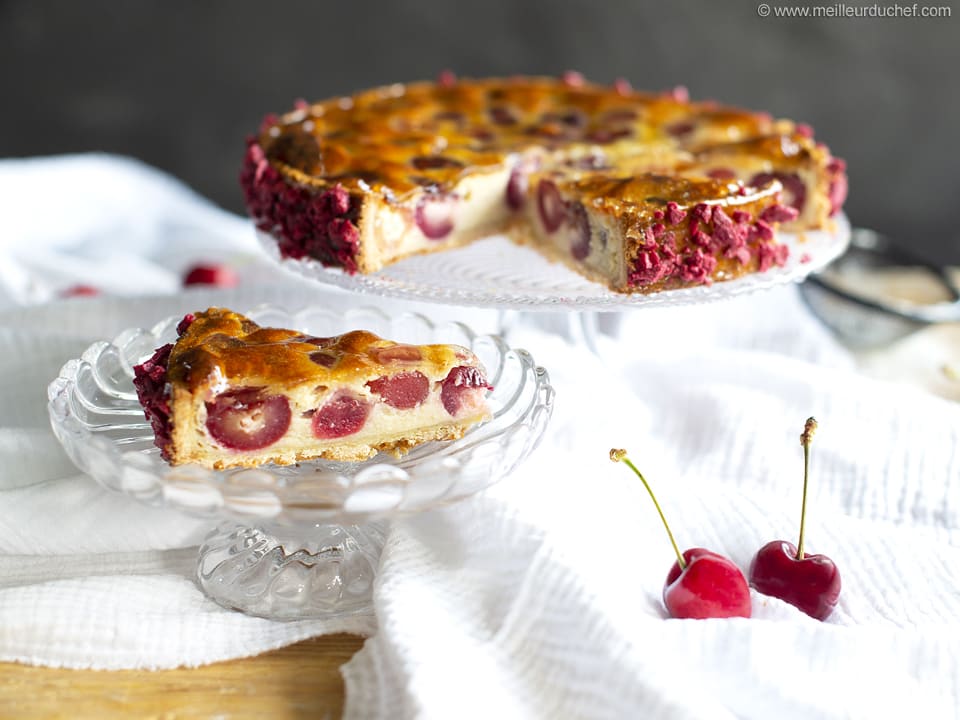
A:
664,548,752,620
749,540,840,620
60,284,100,298
610,449,752,620
183,263,239,288
748,418,841,620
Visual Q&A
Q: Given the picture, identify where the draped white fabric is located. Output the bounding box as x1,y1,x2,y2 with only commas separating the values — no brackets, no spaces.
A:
1,155,958,718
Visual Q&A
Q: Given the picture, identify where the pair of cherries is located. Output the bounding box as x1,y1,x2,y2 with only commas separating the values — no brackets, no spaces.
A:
611,418,841,621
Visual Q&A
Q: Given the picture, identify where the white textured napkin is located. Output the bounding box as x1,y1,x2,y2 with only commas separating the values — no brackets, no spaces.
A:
0,153,253,305
2,155,959,719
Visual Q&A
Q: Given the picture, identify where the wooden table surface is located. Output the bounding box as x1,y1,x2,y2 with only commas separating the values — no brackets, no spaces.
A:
0,634,365,719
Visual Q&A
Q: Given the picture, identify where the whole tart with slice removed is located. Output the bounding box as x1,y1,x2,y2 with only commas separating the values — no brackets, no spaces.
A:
241,74,847,294
132,308,492,469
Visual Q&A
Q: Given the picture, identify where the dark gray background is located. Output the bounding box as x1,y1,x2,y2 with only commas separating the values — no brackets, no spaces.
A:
2,0,958,262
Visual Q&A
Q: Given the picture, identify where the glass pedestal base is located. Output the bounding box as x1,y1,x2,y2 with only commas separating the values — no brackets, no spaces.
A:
197,521,387,619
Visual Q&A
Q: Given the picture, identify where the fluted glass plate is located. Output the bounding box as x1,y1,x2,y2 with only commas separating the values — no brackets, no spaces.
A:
47,304,554,527
258,214,850,310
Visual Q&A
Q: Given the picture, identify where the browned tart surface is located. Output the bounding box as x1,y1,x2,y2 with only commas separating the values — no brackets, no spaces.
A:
168,308,470,391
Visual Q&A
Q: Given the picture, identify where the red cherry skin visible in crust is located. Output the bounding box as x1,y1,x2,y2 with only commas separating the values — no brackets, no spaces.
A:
312,393,371,439
537,179,567,233
415,195,456,239
440,365,491,416
663,548,752,619
367,372,430,409
748,540,841,620
205,389,291,451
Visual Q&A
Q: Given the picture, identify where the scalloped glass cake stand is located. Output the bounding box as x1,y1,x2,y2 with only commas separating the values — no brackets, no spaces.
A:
48,305,554,619
258,215,851,352
258,215,851,308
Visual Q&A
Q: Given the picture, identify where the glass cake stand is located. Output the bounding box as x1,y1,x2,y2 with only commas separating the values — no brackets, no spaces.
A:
258,215,850,308
258,214,851,351
48,305,554,619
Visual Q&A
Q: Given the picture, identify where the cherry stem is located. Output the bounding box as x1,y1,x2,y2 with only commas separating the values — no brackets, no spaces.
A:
610,449,686,570
797,417,818,560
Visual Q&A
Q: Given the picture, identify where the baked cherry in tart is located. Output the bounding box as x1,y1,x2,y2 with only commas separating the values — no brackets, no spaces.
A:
241,74,847,294
132,308,492,469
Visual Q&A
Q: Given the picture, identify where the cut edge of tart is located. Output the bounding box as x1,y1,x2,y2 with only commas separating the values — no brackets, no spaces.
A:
132,308,493,470
241,74,848,295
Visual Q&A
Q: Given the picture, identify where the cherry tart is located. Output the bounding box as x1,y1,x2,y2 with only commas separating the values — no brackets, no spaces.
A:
242,74,847,294
132,308,492,469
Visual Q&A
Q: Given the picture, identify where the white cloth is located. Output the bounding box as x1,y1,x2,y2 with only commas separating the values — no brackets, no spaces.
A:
1,155,959,718
0,154,251,305
343,317,960,719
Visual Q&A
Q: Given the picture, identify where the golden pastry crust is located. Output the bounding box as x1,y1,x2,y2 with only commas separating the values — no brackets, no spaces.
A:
168,307,469,392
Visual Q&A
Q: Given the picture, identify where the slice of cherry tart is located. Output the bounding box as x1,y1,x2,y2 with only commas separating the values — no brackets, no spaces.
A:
133,308,492,469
